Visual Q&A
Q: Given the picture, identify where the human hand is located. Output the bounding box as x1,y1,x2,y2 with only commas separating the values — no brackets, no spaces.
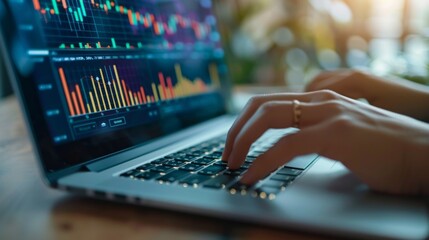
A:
306,70,429,122
222,90,429,195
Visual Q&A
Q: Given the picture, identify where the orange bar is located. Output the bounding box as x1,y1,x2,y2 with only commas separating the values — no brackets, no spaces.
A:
58,68,75,116
119,6,124,14
75,85,86,114
154,22,160,35
91,0,94,5
32,0,41,10
103,4,108,13
140,87,147,104
121,80,130,106
61,0,67,9
128,9,134,25
136,12,140,21
71,92,81,115
167,77,175,99
143,16,149,27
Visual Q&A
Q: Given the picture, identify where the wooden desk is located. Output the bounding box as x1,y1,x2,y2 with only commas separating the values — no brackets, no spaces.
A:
0,97,328,240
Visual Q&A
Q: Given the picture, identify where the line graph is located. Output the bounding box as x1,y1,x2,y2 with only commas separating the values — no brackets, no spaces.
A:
32,0,219,49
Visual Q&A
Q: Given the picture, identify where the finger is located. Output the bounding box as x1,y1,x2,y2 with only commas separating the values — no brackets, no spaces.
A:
240,126,325,185
307,70,370,101
222,91,334,161
227,101,336,169
305,70,344,92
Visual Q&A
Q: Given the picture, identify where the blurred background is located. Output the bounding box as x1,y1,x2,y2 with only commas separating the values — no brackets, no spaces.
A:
214,0,429,90
0,0,428,98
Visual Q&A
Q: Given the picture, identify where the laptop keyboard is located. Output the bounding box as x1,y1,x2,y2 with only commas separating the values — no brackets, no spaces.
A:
119,130,317,200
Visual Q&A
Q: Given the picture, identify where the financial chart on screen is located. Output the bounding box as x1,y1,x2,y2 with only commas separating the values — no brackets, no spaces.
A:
10,0,226,144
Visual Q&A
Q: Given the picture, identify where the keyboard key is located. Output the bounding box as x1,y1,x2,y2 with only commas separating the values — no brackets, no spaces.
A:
164,160,186,167
270,174,295,182
203,155,220,160
136,163,157,171
180,163,203,172
199,165,227,175
150,165,173,173
158,170,191,183
185,153,200,161
285,154,318,170
193,157,214,165
171,156,190,162
203,175,237,189
179,174,212,186
213,161,228,167
223,168,247,176
136,171,160,180
151,158,169,165
277,167,302,176
262,180,287,188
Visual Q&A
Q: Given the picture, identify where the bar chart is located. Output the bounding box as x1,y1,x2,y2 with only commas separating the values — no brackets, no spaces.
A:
58,62,221,117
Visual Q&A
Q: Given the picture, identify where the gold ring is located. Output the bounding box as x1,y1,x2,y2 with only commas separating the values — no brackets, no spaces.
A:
292,100,302,128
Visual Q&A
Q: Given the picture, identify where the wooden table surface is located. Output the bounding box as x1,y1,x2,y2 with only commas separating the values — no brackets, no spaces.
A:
0,96,329,240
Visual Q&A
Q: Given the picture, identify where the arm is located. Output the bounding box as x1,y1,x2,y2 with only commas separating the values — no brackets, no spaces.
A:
306,70,429,122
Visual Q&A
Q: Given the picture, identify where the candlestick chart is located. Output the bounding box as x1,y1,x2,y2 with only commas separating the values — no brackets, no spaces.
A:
32,0,218,49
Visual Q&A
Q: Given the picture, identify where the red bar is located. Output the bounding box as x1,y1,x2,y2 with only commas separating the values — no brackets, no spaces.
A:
32,0,41,10
140,87,147,104
137,92,143,104
121,80,131,106
136,12,140,21
71,92,81,115
192,22,201,39
158,73,168,99
75,85,86,114
58,68,75,116
128,9,134,25
61,0,67,9
177,15,186,27
151,96,155,102
167,77,175,99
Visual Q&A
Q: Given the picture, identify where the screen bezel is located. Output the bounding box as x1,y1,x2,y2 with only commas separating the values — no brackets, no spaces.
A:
0,0,231,184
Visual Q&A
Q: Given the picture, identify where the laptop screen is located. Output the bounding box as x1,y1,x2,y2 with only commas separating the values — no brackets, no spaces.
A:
0,0,228,173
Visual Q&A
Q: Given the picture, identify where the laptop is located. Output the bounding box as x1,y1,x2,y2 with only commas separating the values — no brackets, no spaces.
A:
0,0,427,239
